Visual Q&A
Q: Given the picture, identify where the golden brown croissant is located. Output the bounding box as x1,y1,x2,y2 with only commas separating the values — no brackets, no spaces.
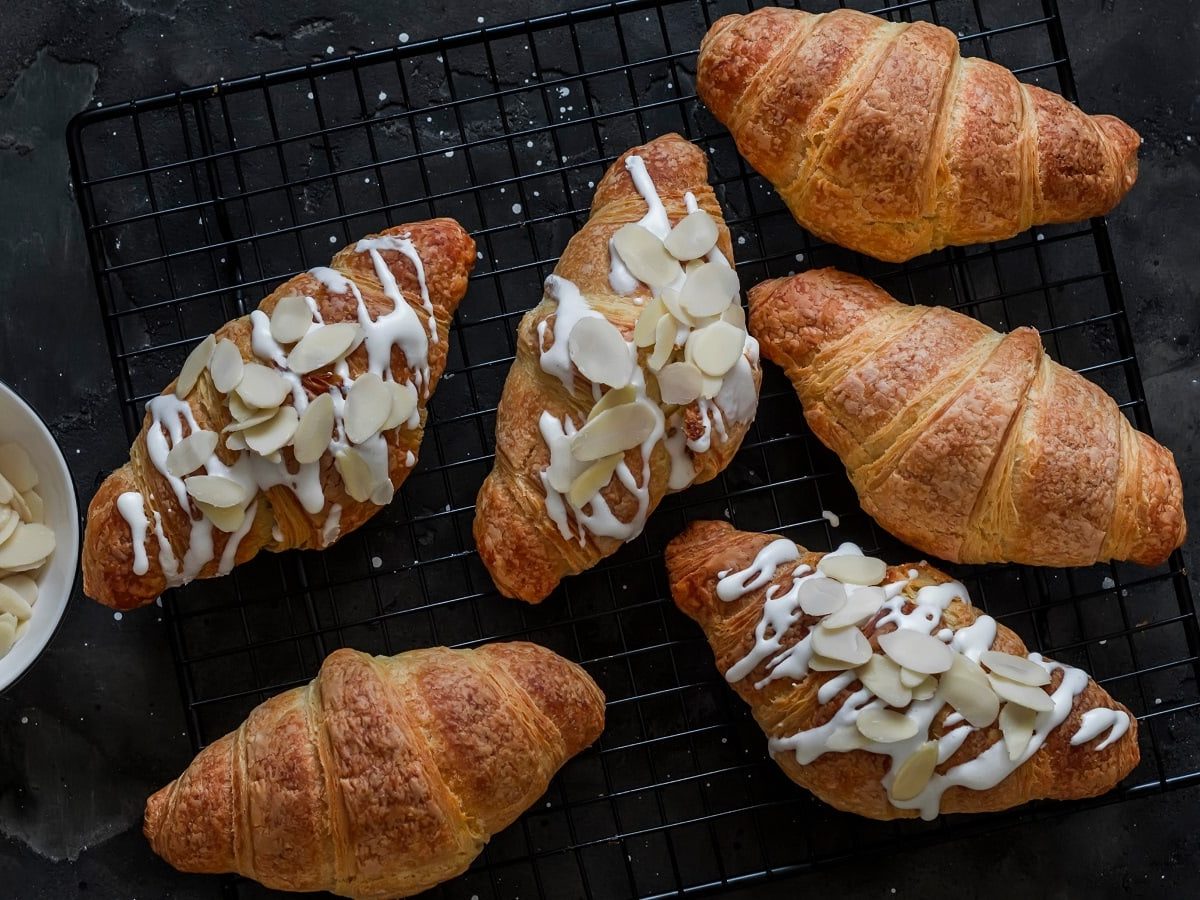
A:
697,7,1140,262
749,268,1185,568
84,219,475,609
474,133,761,603
666,520,1139,820
144,641,605,898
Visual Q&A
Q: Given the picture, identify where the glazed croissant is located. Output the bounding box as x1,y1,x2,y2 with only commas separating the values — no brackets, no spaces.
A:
667,520,1139,820
697,7,1140,262
144,642,605,898
83,219,475,610
474,133,761,603
749,268,1185,568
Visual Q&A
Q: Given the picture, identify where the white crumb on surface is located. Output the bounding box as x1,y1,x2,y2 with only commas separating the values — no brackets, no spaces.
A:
821,510,840,528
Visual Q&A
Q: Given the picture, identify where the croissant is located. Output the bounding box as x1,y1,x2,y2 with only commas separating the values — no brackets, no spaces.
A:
666,520,1139,820
474,133,761,603
83,219,475,610
697,7,1140,262
144,641,605,898
749,268,1185,568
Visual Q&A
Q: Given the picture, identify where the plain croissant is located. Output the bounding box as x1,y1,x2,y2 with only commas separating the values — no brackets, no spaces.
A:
474,133,761,603
666,520,1140,820
144,642,605,898
83,219,475,610
697,7,1140,262
749,268,1185,568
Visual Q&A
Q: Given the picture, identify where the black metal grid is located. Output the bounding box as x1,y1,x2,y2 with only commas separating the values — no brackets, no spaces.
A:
66,0,1198,897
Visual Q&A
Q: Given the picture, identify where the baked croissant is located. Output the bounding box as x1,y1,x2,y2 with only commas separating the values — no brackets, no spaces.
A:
83,219,475,610
697,7,1140,262
144,642,605,898
749,268,1185,568
666,520,1139,820
474,133,761,603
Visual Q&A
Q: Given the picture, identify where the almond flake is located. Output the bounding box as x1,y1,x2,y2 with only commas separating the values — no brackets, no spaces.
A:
244,406,300,457
175,335,216,399
165,430,219,477
941,653,1000,727
687,321,744,377
980,650,1051,687
663,209,719,260
588,385,636,422
228,393,259,422
700,373,723,399
0,472,13,505
209,339,244,393
811,623,873,666
633,297,667,348
659,286,694,327
570,401,657,461
225,433,246,452
0,509,16,547
808,652,854,672
899,666,927,688
799,578,846,617
335,447,375,502
197,500,247,534
611,223,682,288
998,702,1037,761
383,381,419,431
648,312,677,372
722,303,747,330
0,575,37,606
223,406,281,433
0,582,32,620
822,586,884,629
270,295,316,344
856,707,920,743
183,474,247,509
287,322,359,374
344,373,392,444
987,672,1054,712
678,261,739,318
891,741,938,801
0,523,55,570
293,394,335,463
817,553,888,585
879,629,954,675
911,675,938,701
567,454,622,508
6,487,31,522
0,618,14,656
568,317,634,389
856,654,912,708
0,443,38,492
236,363,291,410
656,361,703,405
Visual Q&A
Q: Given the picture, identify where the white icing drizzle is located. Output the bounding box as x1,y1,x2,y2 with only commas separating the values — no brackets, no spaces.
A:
116,491,150,576
218,500,257,575
151,510,180,585
720,538,1102,819
355,235,436,341
537,274,605,393
1071,708,1131,751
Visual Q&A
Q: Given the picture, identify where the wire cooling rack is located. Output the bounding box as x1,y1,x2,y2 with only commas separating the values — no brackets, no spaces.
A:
67,0,1198,897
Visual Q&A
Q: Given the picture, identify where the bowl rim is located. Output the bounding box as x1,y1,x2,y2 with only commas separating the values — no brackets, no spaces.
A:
0,378,81,694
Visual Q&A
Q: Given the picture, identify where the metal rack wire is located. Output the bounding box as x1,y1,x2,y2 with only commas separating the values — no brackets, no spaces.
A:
67,0,1198,896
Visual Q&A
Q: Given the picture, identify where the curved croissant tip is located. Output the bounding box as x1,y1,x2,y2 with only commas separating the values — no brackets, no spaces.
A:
143,783,170,846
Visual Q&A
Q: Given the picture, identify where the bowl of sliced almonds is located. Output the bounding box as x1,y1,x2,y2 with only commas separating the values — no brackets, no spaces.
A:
0,379,78,692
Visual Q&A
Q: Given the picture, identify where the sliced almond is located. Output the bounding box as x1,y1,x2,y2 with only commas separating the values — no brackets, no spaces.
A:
293,393,335,463
856,654,912,708
6,488,31,523
0,575,37,606
998,702,1037,761
570,401,657,461
911,675,938,701
899,666,927,689
678,261,739,318
648,312,676,372
287,322,359,374
611,223,682,288
663,209,719,261
811,623,873,667
165,430,219,477
879,629,954,675
817,553,888,586
568,317,634,389
223,406,280,433
799,578,847,617
700,373,723,399
0,443,39,491
941,653,1001,728
197,500,247,534
808,652,854,672
209,339,244,393
588,385,636,422
856,707,920,743
656,361,703,405
827,725,869,752
0,471,15,505
0,523,55,570
987,672,1054,713
244,406,300,457
225,433,247,452
633,296,667,348
822,586,884,630
722,303,747,330
270,295,315,344
175,334,216,399
980,650,1051,687
383,381,419,431
659,286,694,327
0,616,14,656
567,454,621,508
891,741,939,801
0,508,17,547
236,363,291,410
335,447,375,503
183,474,247,509
344,373,392,444
228,393,259,422
687,321,744,377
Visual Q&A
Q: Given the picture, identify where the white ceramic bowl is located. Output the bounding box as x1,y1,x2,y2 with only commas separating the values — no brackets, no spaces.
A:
0,379,80,692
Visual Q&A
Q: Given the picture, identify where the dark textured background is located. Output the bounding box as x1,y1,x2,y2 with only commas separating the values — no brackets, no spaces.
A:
0,1,1196,897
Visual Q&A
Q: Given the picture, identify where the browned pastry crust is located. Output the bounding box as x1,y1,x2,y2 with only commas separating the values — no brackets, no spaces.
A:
144,641,605,898
83,219,475,610
749,268,1185,567
473,133,760,603
666,520,1139,820
697,7,1140,262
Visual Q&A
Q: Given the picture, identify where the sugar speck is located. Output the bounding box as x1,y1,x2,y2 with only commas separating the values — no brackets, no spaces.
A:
325,45,335,55
398,33,409,44
329,235,338,243
378,90,388,102
821,509,840,528
113,611,123,621
512,203,523,215
477,16,485,24
21,716,28,724
372,556,382,569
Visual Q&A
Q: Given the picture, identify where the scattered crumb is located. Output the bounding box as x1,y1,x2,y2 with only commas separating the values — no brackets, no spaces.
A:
1102,576,1115,589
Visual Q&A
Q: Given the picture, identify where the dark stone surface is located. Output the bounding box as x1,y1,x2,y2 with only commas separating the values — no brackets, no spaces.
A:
0,1,1196,897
